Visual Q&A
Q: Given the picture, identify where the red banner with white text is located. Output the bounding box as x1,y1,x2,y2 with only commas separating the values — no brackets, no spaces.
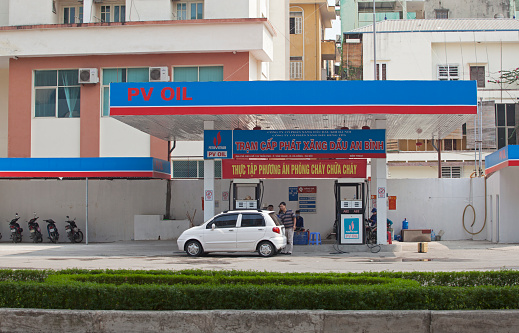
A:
222,159,366,179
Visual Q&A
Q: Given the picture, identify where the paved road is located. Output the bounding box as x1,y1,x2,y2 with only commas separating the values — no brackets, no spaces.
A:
1,240,518,272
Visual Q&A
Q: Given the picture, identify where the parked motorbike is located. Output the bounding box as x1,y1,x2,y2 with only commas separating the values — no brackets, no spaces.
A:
9,213,23,243
44,219,59,243
27,213,43,243
64,216,83,243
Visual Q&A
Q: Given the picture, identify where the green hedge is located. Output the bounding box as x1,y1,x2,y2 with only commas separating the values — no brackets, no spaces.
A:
1,269,519,310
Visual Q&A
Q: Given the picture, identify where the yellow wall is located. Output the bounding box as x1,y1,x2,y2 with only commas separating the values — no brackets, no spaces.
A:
290,3,324,80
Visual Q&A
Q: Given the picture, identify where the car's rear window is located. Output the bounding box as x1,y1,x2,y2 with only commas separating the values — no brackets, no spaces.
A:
269,213,281,226
241,214,265,227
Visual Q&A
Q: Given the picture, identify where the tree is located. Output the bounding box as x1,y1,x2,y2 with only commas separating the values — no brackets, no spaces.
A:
488,68,519,84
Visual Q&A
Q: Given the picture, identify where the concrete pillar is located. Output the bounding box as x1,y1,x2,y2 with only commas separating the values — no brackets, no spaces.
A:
203,121,215,222
83,0,92,23
402,0,408,20
372,118,387,245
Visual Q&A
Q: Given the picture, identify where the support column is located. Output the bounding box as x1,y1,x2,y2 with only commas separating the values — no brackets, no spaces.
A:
83,0,92,23
372,118,387,245
402,0,408,20
203,121,215,222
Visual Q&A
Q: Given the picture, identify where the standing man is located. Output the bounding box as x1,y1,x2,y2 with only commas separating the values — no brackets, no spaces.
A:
278,202,296,255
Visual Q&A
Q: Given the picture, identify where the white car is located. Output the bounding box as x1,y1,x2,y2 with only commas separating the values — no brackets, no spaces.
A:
177,210,286,257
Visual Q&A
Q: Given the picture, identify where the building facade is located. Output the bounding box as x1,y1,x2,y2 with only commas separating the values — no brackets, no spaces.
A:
0,0,290,159
289,0,336,80
339,0,517,32
341,19,519,178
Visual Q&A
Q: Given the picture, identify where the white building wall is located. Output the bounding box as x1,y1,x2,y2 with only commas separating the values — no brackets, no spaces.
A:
0,0,8,26
172,177,487,241
128,0,173,21
205,0,251,19
0,68,7,157
363,33,433,80
100,118,150,157
486,170,500,243
268,0,289,80
32,119,80,157
494,168,519,243
0,179,170,242
8,0,57,26
249,53,260,81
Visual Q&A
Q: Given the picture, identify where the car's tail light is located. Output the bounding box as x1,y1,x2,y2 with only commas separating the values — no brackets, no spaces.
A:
272,227,281,234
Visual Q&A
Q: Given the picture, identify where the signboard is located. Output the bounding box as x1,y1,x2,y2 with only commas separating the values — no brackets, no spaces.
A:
298,186,317,214
378,187,386,198
485,145,519,174
289,187,298,201
233,129,385,158
204,130,233,159
222,159,367,179
340,214,363,245
205,190,213,201
389,196,397,210
222,191,229,201
110,81,477,116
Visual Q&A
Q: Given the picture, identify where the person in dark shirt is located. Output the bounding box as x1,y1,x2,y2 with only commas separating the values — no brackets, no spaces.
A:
278,202,296,255
295,210,304,231
369,208,377,228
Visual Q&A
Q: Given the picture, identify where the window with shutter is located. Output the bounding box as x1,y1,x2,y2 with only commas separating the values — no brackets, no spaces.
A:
290,62,303,79
470,66,485,88
441,166,461,178
290,12,302,34
438,65,459,81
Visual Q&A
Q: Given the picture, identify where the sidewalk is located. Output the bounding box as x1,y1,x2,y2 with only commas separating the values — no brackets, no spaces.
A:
0,239,518,272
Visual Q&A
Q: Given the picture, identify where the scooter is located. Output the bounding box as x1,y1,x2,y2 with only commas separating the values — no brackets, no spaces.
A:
27,213,43,243
44,219,59,243
9,213,23,243
64,216,83,243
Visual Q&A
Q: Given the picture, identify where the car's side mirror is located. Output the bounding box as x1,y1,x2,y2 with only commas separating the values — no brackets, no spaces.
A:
211,223,216,231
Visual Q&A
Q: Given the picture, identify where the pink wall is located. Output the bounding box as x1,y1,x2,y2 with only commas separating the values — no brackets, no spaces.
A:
8,52,250,159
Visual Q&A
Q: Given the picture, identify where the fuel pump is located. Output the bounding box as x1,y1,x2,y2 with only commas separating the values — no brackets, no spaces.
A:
334,179,367,245
229,179,264,210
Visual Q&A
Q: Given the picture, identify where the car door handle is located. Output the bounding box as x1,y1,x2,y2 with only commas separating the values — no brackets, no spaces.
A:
228,229,234,231
258,228,265,231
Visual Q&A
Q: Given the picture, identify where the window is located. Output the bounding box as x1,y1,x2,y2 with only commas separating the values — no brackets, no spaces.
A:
102,68,149,116
496,103,517,149
176,2,203,20
290,62,303,79
207,214,238,229
34,70,80,118
190,2,203,19
435,9,449,19
173,66,224,82
470,66,485,88
290,12,302,34
376,63,387,80
176,3,187,20
172,160,222,178
63,6,83,24
240,214,265,227
100,5,125,22
437,65,459,81
442,166,461,178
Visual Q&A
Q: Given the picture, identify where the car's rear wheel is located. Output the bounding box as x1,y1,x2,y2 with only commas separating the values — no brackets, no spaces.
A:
185,240,204,257
258,241,275,257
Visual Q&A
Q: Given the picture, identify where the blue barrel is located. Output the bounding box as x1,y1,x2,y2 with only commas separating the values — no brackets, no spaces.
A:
402,219,409,230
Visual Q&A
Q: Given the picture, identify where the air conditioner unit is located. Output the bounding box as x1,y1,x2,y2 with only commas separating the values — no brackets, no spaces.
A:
149,67,170,82
78,68,99,84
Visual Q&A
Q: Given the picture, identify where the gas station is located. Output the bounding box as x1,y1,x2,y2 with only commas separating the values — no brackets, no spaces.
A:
110,79,477,245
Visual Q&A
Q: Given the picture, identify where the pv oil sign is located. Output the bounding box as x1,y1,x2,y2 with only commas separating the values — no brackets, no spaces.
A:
340,214,363,245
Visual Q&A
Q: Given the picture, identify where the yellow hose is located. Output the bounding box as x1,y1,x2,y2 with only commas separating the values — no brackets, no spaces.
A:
462,174,487,235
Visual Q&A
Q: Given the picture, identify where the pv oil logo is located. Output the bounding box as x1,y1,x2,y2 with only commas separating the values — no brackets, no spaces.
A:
204,130,232,159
